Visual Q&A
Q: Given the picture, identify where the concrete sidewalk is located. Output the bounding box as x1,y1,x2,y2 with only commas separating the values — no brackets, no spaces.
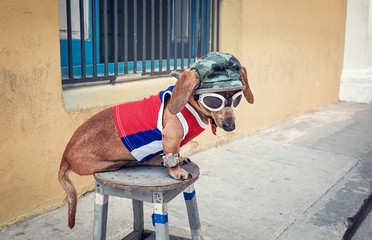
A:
1,102,372,240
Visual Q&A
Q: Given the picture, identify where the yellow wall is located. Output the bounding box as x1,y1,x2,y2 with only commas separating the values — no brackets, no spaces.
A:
220,0,347,134
0,0,346,228
0,0,97,227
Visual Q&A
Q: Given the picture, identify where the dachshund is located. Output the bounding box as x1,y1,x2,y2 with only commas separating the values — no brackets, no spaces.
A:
58,57,254,229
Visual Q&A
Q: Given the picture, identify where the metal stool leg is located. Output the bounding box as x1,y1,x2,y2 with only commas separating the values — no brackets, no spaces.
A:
153,192,170,240
93,192,109,240
132,199,144,234
184,184,203,240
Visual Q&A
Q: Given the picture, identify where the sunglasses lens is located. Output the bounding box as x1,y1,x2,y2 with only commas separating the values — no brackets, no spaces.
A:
233,94,242,108
202,96,224,110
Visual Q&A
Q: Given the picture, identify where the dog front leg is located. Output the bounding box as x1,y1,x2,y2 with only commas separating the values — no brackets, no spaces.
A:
161,126,190,180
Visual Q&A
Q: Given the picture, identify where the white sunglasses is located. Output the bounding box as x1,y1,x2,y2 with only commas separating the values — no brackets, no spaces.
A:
198,91,243,112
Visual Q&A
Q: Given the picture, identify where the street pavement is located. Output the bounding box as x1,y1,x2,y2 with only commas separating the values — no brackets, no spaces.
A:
1,101,372,240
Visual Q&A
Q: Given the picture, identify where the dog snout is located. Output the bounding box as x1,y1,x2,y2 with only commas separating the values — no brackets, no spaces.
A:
222,120,235,131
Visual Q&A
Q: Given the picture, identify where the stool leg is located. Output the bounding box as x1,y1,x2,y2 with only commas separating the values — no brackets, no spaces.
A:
132,199,144,233
93,192,109,240
153,192,170,240
184,184,203,240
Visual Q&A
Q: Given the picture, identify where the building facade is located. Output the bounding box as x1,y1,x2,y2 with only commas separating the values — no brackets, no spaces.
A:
0,0,347,228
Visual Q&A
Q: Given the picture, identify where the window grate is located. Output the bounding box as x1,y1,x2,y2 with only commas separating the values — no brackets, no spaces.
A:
60,0,220,85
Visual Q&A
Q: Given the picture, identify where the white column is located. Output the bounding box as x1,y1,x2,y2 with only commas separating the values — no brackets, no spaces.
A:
340,0,372,103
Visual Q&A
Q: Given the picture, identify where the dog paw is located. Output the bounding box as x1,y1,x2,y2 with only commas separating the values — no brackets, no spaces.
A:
180,157,192,166
181,173,193,180
168,166,191,180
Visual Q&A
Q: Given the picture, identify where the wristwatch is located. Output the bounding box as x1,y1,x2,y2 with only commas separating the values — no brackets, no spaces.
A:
162,153,180,168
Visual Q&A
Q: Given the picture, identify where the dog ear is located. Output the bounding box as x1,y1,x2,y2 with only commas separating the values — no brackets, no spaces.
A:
240,66,254,104
168,71,200,114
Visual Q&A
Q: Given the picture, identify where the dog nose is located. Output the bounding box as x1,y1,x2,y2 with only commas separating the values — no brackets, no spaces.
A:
223,122,235,131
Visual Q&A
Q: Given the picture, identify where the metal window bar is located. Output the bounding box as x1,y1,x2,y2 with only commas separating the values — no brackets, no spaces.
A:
200,0,204,57
216,0,220,51
66,0,73,79
113,0,118,76
123,0,128,74
194,0,198,60
187,0,192,67
173,0,177,71
79,0,86,78
211,0,215,52
61,0,220,85
167,0,171,72
207,0,211,53
103,0,108,76
92,0,97,77
159,0,163,72
180,0,184,70
151,0,155,73
133,0,137,73
142,0,146,74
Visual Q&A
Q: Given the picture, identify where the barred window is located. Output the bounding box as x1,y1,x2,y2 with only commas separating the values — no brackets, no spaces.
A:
59,0,220,85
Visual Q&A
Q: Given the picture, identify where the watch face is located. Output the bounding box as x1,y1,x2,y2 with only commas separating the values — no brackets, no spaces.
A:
162,153,180,167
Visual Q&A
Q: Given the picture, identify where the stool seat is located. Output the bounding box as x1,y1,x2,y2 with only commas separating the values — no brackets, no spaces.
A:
94,162,200,191
92,162,203,240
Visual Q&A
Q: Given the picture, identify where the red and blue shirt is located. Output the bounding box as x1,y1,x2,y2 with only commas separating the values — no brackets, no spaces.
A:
113,86,207,163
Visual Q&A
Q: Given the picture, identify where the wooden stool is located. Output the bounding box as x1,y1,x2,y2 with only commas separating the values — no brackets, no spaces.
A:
92,162,203,240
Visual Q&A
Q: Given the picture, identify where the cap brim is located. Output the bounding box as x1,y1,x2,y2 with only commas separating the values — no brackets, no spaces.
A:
194,85,246,94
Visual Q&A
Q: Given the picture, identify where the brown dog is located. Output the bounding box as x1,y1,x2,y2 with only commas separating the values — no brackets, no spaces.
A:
58,59,254,229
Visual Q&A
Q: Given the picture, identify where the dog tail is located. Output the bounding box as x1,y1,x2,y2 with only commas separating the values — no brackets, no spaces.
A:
58,157,77,229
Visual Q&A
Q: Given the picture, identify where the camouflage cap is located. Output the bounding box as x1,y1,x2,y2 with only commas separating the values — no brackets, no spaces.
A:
190,52,245,94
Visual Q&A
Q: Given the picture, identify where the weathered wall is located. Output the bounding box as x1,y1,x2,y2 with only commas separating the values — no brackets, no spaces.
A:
0,0,346,228
0,0,99,227
231,0,346,133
